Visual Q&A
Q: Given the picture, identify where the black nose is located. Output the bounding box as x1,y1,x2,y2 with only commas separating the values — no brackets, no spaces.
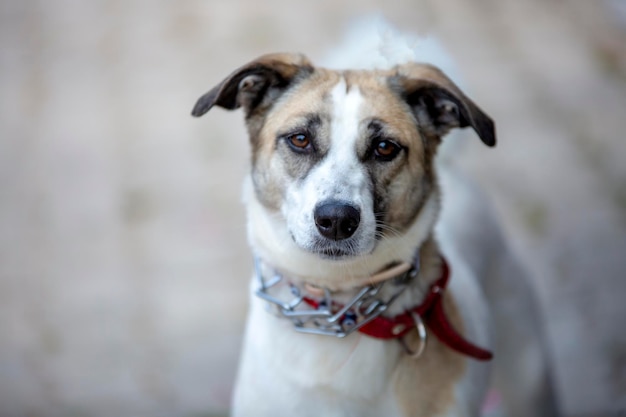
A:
314,202,361,241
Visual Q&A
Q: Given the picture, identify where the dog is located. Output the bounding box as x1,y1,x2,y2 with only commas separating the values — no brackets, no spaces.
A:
192,34,559,417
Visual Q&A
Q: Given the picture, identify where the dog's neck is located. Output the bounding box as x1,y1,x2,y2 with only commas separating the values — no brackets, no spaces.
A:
254,234,445,318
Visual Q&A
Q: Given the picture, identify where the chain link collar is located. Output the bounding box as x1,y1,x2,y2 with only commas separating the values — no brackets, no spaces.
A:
254,255,420,338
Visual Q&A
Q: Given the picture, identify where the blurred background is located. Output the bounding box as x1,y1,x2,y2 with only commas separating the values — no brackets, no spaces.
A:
1,0,625,416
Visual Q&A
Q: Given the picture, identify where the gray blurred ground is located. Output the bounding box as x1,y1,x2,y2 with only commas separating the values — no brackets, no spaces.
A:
1,0,625,416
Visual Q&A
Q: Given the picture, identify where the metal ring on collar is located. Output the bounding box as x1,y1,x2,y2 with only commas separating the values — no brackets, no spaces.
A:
399,312,427,359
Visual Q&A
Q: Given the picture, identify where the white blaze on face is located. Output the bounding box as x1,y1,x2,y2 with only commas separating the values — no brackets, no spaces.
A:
282,77,377,255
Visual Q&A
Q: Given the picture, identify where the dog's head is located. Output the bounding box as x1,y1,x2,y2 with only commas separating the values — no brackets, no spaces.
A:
193,53,494,279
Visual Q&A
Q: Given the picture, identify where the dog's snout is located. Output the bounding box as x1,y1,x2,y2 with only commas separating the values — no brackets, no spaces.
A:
314,202,361,241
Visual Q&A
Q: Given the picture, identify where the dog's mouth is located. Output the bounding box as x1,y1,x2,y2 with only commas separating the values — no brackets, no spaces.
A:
317,247,353,260
309,238,370,260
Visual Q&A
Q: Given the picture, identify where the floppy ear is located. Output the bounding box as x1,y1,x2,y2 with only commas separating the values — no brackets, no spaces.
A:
393,63,496,147
191,53,314,117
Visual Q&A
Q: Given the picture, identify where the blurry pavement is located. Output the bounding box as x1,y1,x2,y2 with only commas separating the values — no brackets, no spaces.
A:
1,0,625,416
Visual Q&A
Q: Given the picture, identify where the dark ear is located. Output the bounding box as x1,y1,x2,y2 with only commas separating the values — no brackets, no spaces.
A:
191,53,314,117
393,63,496,147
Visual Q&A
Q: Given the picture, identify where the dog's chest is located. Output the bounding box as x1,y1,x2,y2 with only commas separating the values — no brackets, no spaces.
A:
233,294,465,417
247,295,401,389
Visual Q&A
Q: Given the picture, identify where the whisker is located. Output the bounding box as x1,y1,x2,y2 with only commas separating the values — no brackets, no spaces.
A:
375,221,404,240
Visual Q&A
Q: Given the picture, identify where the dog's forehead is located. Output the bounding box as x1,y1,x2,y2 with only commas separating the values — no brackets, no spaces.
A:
264,68,416,138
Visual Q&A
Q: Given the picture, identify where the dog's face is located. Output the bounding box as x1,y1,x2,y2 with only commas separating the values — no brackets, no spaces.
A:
193,54,494,267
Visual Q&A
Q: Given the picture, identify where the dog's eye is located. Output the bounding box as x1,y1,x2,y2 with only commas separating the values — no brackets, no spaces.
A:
373,139,402,161
286,133,312,153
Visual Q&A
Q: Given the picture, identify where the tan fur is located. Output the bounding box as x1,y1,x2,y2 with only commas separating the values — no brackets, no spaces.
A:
343,71,433,230
250,70,341,210
393,300,466,416
392,239,466,416
394,239,466,415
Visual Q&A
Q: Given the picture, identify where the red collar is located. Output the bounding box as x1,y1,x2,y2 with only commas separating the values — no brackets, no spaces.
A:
304,258,493,361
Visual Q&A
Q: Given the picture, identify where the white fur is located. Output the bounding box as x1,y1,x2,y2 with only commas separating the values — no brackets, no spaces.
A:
282,79,378,258
234,195,491,416
236,171,492,417
245,176,441,291
320,16,458,77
